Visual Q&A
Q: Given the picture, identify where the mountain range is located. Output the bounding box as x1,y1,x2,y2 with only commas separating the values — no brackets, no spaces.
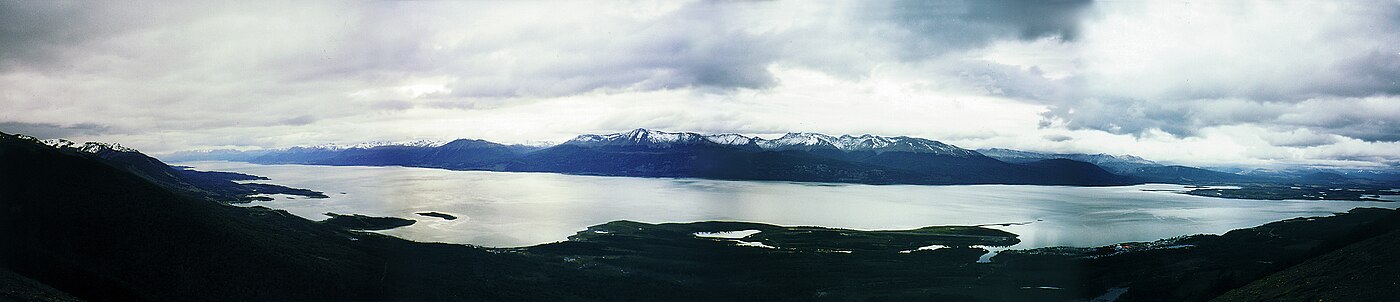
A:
168,129,1133,186
154,128,1389,187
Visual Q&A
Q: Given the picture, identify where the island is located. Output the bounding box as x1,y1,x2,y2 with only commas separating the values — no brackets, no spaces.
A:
416,212,458,220
320,213,416,230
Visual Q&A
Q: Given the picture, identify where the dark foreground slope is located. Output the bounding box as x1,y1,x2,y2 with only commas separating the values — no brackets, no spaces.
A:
524,208,1400,302
40,138,326,203
1028,207,1400,301
1212,220,1400,301
0,267,82,302
0,133,683,301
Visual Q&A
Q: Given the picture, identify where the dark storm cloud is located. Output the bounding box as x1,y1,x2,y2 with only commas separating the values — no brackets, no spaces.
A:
0,122,112,139
0,2,202,71
0,2,111,67
1278,100,1400,143
972,0,1093,41
874,0,1091,59
1325,49,1400,98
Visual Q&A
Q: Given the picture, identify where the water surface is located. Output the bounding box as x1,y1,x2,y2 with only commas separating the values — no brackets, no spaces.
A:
182,161,1398,250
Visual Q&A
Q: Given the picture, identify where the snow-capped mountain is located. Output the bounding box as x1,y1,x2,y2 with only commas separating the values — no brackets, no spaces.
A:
565,129,714,148
563,128,980,157
38,138,140,154
756,132,979,156
704,133,756,146
290,140,448,151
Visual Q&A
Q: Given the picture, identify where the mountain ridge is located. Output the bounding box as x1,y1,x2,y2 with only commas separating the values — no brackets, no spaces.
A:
563,128,982,156
11,134,326,203
150,128,1136,186
43,128,1378,188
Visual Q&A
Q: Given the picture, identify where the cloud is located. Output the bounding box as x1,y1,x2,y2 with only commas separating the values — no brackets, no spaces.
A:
1042,134,1073,142
0,2,145,68
872,0,1092,59
1037,96,1400,145
953,1,1400,144
280,115,318,126
370,100,414,111
314,1,784,97
1258,129,1339,148
0,0,1397,167
0,122,112,139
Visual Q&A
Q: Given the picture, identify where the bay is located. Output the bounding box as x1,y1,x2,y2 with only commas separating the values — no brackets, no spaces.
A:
181,161,1398,250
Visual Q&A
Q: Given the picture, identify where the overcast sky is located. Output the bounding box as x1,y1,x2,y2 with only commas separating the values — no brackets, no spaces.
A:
2,1,1398,168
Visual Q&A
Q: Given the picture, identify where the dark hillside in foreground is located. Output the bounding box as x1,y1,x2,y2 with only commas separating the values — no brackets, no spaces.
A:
37,138,326,203
0,133,683,301
1213,227,1400,301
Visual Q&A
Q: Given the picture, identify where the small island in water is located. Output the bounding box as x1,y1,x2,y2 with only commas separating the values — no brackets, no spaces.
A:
416,212,459,220
321,213,416,230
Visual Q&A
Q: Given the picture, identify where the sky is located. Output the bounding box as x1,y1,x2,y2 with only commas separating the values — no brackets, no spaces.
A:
1,0,1398,168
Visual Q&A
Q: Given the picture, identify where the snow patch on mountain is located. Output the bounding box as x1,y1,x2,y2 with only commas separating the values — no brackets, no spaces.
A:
566,128,710,148
758,133,837,149
565,128,980,156
705,133,755,145
39,138,140,153
289,140,448,151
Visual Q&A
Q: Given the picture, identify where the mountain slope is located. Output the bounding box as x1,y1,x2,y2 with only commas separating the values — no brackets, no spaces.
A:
1126,165,1259,184
976,148,1286,185
33,137,324,202
1212,226,1400,301
0,267,82,302
0,132,686,301
977,148,1161,173
510,144,934,183
249,138,537,170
